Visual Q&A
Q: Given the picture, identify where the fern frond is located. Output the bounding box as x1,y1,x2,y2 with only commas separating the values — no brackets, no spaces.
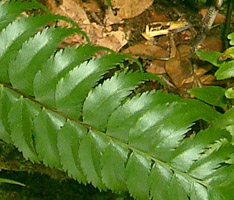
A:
55,53,129,118
58,120,87,183
0,0,49,31
0,1,233,200
83,71,158,131
34,44,110,107
8,26,79,95
8,96,40,162
0,14,69,82
0,85,18,143
34,108,65,168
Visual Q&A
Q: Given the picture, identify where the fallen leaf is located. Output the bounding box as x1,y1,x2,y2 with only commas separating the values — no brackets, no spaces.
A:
157,35,170,49
54,0,128,51
56,0,90,25
177,45,192,58
199,36,223,52
44,0,57,13
165,57,193,87
178,65,213,87
112,0,153,19
80,1,101,13
146,60,166,74
148,10,170,22
123,43,169,58
104,7,124,26
97,28,129,51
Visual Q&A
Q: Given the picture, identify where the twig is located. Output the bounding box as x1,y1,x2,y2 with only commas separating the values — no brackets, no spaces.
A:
193,0,223,50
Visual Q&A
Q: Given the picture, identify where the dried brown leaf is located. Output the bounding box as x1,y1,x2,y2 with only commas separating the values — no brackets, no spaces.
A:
111,0,153,19
146,60,166,74
165,58,193,88
123,43,169,58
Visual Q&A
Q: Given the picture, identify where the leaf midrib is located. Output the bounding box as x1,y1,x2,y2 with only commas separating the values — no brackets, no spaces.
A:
1,81,210,190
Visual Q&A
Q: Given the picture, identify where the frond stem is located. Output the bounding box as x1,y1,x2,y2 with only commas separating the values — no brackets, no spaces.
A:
0,82,210,190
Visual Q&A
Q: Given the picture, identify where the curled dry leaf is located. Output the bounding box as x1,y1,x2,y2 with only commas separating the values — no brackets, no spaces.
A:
111,0,154,19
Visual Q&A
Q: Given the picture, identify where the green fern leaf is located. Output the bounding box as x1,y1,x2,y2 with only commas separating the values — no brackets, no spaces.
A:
79,131,108,190
83,71,158,131
126,152,151,200
167,126,230,171
34,109,65,168
9,26,78,95
188,143,232,179
34,44,110,107
0,85,18,143
0,14,66,82
101,142,129,192
107,91,181,142
148,162,173,200
55,53,127,118
8,96,40,162
168,174,188,200
57,120,87,183
0,1,233,199
0,0,49,31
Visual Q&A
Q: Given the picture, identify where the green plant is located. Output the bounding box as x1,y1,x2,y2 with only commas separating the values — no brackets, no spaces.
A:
0,178,25,186
189,86,227,108
0,1,233,200
196,32,234,100
105,0,112,7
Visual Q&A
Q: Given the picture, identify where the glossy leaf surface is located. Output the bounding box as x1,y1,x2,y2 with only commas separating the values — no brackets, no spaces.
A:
0,2,233,200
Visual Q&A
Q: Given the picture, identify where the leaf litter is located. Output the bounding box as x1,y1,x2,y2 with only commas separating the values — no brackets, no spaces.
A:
43,0,233,97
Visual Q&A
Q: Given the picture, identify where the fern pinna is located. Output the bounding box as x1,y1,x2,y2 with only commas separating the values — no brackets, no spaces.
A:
0,1,233,199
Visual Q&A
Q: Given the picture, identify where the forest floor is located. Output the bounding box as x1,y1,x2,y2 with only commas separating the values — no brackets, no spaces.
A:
42,0,234,97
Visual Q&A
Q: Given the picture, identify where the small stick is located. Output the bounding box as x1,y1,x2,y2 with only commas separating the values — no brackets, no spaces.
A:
193,0,223,50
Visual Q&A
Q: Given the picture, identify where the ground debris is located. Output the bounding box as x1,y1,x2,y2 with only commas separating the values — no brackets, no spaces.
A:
41,0,231,97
